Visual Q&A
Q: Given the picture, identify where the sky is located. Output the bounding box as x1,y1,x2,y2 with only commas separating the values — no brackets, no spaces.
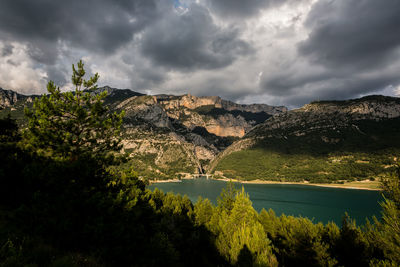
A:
0,0,399,108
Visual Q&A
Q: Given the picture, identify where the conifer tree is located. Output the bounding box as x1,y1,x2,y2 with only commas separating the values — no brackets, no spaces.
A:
375,165,400,264
23,60,124,164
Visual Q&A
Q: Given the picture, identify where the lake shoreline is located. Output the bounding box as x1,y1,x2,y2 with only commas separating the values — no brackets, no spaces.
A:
214,178,383,191
150,177,382,191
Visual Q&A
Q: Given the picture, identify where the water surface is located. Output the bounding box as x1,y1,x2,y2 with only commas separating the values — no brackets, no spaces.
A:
149,178,383,225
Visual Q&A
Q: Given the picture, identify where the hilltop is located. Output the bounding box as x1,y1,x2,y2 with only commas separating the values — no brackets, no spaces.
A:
209,95,400,183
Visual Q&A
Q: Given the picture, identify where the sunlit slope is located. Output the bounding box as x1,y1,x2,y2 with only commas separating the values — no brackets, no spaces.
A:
210,95,400,183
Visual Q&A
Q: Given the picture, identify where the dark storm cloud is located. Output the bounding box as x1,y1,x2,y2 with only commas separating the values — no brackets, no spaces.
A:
0,0,162,64
262,71,331,96
258,0,400,107
289,74,400,107
141,4,253,70
44,65,69,86
299,0,400,70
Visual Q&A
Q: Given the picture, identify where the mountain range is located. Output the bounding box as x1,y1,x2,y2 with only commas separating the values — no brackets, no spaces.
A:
0,86,286,180
210,95,400,183
1,86,399,182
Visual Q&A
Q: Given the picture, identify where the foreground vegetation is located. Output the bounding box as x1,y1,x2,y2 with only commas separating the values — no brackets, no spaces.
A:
1,62,399,266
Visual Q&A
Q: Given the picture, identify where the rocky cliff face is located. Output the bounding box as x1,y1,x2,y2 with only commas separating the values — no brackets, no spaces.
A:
3,87,399,182
156,93,287,113
246,95,400,139
210,95,400,182
0,87,286,180
156,94,286,138
0,88,25,109
114,92,284,178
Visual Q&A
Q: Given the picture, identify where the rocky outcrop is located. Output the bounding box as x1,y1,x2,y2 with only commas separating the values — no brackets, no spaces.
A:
118,96,174,129
156,93,286,114
0,86,287,179
209,95,400,182
0,88,24,109
247,95,400,139
155,94,286,138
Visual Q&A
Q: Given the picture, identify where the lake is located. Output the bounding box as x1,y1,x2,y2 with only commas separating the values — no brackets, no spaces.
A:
149,178,383,225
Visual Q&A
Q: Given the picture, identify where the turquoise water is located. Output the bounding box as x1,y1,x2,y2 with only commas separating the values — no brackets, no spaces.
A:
149,178,383,225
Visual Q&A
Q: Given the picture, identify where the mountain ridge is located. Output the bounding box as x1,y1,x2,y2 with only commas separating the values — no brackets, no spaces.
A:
210,94,400,183
3,86,399,182
0,86,286,180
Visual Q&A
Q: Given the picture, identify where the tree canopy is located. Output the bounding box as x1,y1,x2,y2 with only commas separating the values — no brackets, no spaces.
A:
23,60,124,163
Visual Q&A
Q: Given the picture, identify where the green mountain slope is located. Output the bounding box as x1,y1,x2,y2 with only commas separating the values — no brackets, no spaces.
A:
210,95,400,183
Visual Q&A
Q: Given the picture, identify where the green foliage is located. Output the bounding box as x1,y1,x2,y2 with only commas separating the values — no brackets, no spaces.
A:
2,61,400,266
0,62,228,266
213,117,400,183
194,197,214,226
199,185,278,266
217,181,238,213
215,147,397,183
23,60,124,163
369,165,400,265
191,182,400,266
258,210,338,266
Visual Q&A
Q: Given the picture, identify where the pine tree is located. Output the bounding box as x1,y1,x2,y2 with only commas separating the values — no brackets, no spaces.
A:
23,60,124,164
374,165,400,264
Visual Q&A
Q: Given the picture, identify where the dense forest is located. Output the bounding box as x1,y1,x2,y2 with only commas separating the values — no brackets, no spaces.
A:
0,62,399,266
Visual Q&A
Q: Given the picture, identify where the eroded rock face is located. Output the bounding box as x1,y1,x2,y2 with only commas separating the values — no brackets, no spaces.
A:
0,87,286,179
0,88,22,108
247,95,400,139
111,93,288,177
155,94,286,138
209,95,400,180
157,94,287,114
117,96,173,130
302,97,400,119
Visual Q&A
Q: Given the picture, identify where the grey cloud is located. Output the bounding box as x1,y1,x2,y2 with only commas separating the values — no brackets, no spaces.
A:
256,0,400,107
27,40,60,65
298,0,400,71
141,4,253,70
2,0,399,109
290,74,400,107
262,71,332,97
128,65,167,91
1,44,13,57
261,65,400,107
45,65,69,86
204,0,304,18
0,0,162,64
6,59,19,67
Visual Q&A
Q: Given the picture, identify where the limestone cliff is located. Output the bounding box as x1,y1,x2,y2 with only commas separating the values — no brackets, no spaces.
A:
246,95,400,139
210,95,400,182
0,88,26,109
156,94,286,138
0,86,286,180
